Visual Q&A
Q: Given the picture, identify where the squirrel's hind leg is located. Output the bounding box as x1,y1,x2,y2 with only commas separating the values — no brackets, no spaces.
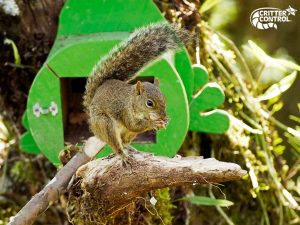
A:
90,114,129,162
121,132,138,153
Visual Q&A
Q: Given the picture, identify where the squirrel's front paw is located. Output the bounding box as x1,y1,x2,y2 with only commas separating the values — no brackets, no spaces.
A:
155,120,166,129
152,118,169,130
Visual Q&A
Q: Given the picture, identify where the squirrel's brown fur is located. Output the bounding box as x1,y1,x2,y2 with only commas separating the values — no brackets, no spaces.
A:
83,22,189,162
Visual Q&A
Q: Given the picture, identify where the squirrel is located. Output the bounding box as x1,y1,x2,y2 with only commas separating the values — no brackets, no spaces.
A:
83,22,189,163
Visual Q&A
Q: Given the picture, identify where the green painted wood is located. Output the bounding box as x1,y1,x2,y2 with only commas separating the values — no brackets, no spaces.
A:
174,49,194,101
50,33,129,58
22,111,29,129
189,83,230,133
191,83,225,111
20,132,41,154
48,0,164,58
193,64,209,92
57,0,164,36
188,64,230,133
21,111,40,154
27,68,64,165
190,109,229,133
47,39,123,77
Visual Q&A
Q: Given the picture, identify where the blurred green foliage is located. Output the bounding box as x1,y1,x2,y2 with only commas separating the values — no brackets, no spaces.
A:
195,4,300,223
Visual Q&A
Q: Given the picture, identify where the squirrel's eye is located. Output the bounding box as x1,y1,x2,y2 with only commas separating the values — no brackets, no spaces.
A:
146,99,154,108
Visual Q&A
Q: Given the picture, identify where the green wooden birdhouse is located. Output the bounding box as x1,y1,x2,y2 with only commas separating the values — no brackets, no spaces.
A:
20,0,229,166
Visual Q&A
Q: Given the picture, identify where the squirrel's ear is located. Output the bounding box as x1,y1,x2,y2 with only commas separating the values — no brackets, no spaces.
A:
135,81,144,95
154,78,160,87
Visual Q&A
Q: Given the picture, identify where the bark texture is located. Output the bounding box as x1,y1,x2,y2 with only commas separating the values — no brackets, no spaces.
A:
8,137,245,225
68,151,246,223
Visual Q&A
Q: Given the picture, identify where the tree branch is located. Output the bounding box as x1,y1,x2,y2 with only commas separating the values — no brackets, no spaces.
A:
8,137,105,225
69,151,246,222
8,137,246,225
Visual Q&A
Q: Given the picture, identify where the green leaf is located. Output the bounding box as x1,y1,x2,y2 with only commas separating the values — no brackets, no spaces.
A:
246,40,268,60
257,71,297,101
271,101,283,114
274,58,300,71
200,0,221,13
289,115,300,124
4,38,21,65
181,196,234,207
244,41,300,71
274,145,285,156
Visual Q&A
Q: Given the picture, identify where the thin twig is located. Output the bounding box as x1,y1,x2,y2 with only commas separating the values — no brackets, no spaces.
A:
8,137,105,225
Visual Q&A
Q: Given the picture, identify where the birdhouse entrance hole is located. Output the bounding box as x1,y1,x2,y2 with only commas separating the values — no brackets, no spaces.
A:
61,78,91,145
60,77,156,146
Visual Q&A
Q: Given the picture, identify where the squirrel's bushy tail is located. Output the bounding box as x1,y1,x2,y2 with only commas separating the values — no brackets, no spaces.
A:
83,22,190,110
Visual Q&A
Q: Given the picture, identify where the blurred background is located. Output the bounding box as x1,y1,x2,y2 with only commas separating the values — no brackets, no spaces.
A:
0,0,299,224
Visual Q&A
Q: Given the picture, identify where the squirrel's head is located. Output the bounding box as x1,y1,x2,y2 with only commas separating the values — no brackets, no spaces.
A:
133,79,169,127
